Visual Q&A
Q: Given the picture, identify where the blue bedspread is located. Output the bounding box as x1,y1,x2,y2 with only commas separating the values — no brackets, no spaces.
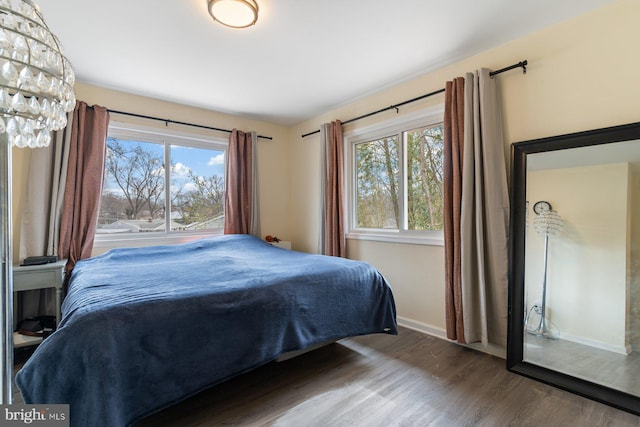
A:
16,235,397,426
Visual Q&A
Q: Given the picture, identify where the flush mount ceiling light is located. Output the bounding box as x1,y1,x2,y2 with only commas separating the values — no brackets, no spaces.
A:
208,0,258,29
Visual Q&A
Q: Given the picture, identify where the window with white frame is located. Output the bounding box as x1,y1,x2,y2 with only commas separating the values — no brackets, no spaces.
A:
346,108,444,245
95,122,227,242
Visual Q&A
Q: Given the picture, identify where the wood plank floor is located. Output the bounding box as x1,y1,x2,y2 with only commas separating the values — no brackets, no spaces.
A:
525,334,640,396
12,327,640,426
125,327,640,427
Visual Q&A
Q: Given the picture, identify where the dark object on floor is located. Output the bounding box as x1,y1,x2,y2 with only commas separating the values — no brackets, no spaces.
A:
16,319,42,337
34,315,56,330
16,315,57,337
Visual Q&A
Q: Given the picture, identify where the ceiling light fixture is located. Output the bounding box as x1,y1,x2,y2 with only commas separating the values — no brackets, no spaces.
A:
207,0,258,29
0,0,75,148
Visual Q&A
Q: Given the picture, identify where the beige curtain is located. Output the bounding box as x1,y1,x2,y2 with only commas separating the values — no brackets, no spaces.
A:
443,69,510,347
18,112,73,318
58,102,110,272
224,129,259,236
319,121,345,257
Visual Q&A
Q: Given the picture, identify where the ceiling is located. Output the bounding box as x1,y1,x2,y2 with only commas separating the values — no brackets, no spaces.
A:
37,0,614,127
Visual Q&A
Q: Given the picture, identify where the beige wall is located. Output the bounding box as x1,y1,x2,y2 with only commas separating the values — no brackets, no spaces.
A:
630,164,640,351
289,0,640,340
526,164,628,352
10,0,640,347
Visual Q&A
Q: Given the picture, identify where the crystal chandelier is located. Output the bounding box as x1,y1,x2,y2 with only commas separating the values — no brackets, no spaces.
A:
0,0,75,148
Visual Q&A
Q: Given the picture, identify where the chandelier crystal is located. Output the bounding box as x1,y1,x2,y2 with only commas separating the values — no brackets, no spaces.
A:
0,0,75,148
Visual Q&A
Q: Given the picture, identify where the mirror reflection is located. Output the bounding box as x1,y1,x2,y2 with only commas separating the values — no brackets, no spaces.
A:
523,139,640,396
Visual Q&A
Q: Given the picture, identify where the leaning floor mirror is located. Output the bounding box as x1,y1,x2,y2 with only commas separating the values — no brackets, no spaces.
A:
507,121,640,415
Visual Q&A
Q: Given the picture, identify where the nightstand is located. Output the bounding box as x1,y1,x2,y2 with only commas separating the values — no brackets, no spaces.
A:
13,259,67,330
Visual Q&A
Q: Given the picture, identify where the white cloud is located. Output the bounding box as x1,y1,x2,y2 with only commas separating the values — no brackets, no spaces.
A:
172,162,191,177
207,154,224,166
103,187,124,197
183,182,197,192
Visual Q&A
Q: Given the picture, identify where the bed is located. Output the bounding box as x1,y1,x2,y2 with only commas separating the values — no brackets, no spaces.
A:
16,234,397,426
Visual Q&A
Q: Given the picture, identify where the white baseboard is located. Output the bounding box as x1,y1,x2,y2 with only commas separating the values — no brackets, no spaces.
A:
557,331,630,355
396,316,506,359
396,316,448,339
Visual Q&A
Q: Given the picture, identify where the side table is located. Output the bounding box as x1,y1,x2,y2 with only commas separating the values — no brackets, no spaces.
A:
13,259,67,342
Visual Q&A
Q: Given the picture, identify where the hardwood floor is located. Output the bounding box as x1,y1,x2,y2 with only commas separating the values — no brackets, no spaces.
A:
12,327,640,426
126,327,640,427
525,334,640,396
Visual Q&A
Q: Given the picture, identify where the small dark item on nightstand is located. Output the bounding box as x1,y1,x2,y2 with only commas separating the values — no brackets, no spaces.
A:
21,255,58,266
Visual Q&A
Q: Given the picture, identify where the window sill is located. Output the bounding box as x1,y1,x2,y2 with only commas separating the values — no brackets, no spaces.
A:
93,231,222,249
346,231,444,247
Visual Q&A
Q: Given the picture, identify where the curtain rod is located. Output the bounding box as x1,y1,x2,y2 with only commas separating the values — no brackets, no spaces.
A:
106,109,273,140
301,59,528,138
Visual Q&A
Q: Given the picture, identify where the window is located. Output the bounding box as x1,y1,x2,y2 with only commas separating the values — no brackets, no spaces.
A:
347,108,444,245
96,122,227,242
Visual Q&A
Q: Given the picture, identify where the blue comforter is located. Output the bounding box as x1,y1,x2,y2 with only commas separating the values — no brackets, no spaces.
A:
16,235,397,426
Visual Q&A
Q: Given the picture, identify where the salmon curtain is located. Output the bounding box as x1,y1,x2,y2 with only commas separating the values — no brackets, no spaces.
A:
58,102,110,272
443,69,510,347
319,120,345,258
444,77,465,342
224,129,259,236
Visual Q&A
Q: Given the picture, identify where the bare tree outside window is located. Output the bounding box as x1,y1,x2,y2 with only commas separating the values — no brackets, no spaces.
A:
98,137,225,234
103,138,165,221
406,124,444,230
354,123,444,232
170,145,225,231
356,136,399,229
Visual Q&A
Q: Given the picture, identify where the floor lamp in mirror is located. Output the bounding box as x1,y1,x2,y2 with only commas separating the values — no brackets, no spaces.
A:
0,0,75,403
525,201,564,339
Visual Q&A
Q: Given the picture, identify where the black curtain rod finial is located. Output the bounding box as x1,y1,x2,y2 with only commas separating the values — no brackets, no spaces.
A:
489,59,528,78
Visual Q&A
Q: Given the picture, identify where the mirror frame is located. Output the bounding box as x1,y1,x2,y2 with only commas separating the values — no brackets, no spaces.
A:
507,121,640,416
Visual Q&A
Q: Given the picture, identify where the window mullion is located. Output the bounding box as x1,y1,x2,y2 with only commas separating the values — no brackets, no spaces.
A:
164,141,171,234
401,131,409,231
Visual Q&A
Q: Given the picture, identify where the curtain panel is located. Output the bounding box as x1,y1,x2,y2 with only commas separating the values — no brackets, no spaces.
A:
19,114,72,260
18,111,74,317
443,69,510,347
224,129,259,236
58,102,110,272
443,77,465,341
319,121,345,258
